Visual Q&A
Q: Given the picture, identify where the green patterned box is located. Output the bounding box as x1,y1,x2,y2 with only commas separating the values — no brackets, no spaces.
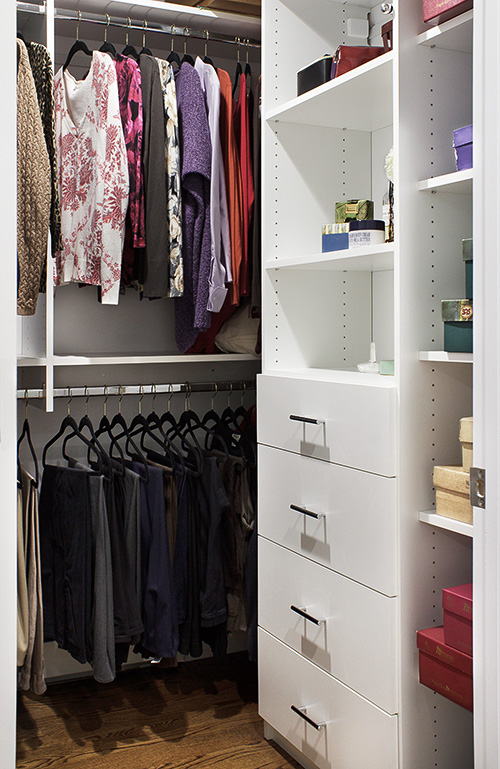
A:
442,299,473,353
335,199,374,223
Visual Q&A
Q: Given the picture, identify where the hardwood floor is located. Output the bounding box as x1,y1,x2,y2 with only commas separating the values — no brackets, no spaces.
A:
17,653,300,769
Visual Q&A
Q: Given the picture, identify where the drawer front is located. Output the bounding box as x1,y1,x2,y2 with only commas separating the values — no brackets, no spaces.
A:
258,628,398,769
258,538,398,714
258,444,397,596
257,374,396,476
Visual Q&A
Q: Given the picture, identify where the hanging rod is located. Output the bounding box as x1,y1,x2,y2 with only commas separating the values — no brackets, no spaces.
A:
17,380,255,400
53,10,261,48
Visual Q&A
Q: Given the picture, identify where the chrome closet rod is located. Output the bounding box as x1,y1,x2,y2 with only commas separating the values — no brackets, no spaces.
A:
53,10,261,48
16,2,45,15
17,380,255,400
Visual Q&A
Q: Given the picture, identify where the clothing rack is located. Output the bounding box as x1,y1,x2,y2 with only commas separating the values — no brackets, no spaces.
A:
54,11,261,48
15,1,261,48
17,380,255,401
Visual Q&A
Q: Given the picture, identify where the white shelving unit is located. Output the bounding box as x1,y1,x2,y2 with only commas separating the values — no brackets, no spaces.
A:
258,1,479,768
419,510,473,538
418,168,473,193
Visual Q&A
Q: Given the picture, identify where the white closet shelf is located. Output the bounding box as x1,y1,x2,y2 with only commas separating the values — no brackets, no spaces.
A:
418,169,473,194
420,351,473,363
419,510,473,538
55,0,261,37
265,243,394,272
417,10,473,53
265,52,393,132
17,356,47,367
49,353,260,366
264,367,396,387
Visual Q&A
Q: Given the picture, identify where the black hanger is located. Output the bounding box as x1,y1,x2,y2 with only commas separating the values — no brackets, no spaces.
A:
17,396,39,488
139,387,185,476
64,12,93,71
17,32,27,45
181,28,194,66
122,17,139,60
96,390,150,481
42,410,103,475
138,20,153,57
99,14,116,58
166,27,181,67
244,38,252,77
232,37,243,96
64,39,93,70
202,30,215,68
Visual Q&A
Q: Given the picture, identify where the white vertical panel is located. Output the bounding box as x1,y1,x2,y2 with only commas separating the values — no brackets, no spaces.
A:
1,3,20,769
473,0,500,766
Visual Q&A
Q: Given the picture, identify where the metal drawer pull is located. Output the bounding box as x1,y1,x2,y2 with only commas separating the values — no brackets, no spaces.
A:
290,705,326,731
289,414,325,425
290,504,325,520
290,605,326,625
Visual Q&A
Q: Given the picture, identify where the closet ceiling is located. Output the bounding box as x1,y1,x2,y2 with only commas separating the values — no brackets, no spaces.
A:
174,0,260,17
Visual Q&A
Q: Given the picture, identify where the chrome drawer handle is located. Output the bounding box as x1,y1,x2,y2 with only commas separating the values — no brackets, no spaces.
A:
290,605,326,626
290,704,326,731
289,414,325,425
290,504,325,520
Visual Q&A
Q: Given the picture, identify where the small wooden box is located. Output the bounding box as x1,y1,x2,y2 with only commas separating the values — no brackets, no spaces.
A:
459,416,473,473
433,465,472,524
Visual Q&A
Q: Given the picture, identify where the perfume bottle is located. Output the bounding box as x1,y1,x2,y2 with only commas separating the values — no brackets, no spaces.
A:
382,181,394,242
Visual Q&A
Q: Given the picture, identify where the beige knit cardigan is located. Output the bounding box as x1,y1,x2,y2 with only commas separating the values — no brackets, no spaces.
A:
17,39,51,316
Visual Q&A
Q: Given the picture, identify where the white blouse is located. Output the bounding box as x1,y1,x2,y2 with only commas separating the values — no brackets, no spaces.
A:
54,52,129,304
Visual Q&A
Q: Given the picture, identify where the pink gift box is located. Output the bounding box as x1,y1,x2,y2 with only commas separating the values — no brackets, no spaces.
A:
443,583,473,656
423,0,473,25
417,626,473,712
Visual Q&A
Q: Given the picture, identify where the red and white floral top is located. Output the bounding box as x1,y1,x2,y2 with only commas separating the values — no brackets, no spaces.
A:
54,52,129,304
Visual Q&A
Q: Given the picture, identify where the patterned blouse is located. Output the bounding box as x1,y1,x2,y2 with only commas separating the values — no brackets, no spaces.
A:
115,54,145,249
157,58,183,298
54,52,129,304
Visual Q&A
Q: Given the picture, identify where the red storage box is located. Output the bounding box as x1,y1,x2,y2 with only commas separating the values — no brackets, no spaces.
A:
417,626,473,712
423,0,473,24
443,583,472,656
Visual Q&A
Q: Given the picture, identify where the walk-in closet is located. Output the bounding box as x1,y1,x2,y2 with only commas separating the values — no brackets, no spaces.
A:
5,0,500,768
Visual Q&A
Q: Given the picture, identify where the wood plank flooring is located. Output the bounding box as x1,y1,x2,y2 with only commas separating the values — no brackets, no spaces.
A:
17,653,300,769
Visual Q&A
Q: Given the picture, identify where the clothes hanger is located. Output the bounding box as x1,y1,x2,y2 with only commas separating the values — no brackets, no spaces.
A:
99,14,116,58
62,387,116,478
121,17,139,60
244,38,252,77
138,21,153,57
17,391,39,488
161,385,203,477
203,30,215,68
167,25,181,68
232,37,243,95
181,28,195,66
42,389,103,474
63,11,93,70
17,32,28,45
201,382,233,456
96,388,149,481
175,383,229,464
93,386,126,469
139,385,185,476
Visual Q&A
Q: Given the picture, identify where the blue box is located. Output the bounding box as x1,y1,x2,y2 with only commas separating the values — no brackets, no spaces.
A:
322,233,349,252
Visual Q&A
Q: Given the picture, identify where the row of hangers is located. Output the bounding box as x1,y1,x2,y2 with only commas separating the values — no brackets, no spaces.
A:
18,383,256,489
62,11,253,91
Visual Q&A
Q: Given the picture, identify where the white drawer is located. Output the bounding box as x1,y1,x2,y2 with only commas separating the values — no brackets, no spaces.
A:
258,538,398,714
257,374,396,477
258,444,397,596
258,628,398,769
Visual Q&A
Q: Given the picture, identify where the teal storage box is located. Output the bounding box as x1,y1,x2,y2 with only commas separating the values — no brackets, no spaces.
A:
442,299,473,353
462,238,473,298
444,322,473,353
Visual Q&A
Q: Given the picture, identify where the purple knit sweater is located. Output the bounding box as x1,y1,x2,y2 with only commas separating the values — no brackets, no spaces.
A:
174,62,212,353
